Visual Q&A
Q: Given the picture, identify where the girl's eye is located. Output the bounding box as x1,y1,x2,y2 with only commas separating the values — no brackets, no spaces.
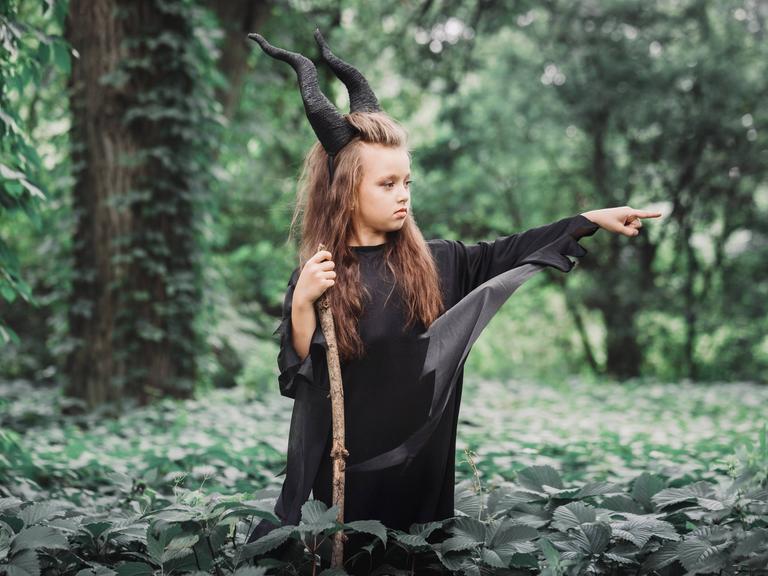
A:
382,180,412,188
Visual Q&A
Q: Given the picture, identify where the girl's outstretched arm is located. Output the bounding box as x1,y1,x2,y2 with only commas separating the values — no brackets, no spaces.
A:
439,206,661,296
445,212,598,296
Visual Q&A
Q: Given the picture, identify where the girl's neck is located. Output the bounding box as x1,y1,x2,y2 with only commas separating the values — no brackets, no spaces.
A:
349,232,387,247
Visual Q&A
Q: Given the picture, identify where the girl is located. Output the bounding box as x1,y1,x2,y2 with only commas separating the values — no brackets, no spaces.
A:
245,29,661,552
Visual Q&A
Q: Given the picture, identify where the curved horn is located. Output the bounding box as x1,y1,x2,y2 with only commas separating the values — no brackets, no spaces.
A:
248,33,357,155
313,28,382,113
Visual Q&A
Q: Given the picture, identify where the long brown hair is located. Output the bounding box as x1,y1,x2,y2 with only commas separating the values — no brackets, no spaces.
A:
287,111,445,363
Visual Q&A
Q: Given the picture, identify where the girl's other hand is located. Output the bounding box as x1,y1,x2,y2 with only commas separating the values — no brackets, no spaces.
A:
294,250,336,306
581,206,663,237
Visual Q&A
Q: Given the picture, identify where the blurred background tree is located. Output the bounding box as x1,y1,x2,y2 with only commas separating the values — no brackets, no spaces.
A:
1,0,766,413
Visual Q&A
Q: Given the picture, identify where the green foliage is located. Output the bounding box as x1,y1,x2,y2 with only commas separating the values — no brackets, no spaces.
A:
3,377,768,509
1,454,767,575
2,0,767,387
0,0,68,344
2,378,768,573
457,377,768,486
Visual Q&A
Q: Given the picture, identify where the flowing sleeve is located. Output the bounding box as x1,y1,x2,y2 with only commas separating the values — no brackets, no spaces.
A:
273,267,328,399
452,213,599,295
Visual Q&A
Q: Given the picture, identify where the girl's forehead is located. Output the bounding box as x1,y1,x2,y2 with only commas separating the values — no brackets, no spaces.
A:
359,143,411,175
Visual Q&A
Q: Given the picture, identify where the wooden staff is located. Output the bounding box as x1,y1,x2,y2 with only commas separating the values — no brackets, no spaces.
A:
315,243,349,568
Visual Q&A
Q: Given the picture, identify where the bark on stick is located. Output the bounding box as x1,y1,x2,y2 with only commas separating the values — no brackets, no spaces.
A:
315,243,349,568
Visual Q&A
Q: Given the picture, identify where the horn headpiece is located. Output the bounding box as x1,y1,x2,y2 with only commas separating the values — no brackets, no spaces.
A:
248,28,382,183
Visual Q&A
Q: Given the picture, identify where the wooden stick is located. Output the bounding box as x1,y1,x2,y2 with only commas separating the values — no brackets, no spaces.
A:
315,242,349,568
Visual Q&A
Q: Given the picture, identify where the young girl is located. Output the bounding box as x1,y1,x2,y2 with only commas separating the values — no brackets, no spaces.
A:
245,29,661,551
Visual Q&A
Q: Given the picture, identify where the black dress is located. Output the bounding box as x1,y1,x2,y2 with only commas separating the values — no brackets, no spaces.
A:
246,213,599,542
312,242,452,531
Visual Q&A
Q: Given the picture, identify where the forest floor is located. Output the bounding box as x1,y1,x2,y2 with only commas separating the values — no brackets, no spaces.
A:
1,376,765,501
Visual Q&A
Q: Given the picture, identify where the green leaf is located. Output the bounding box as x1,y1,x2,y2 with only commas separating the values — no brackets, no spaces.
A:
1,323,21,346
239,525,296,558
433,548,466,571
0,498,23,512
145,524,183,563
35,41,50,65
480,547,505,568
733,528,768,556
19,179,46,201
344,520,387,546
678,538,730,572
454,487,484,518
298,500,339,533
601,495,643,513
10,526,68,554
575,481,623,498
393,532,431,550
640,540,680,572
651,481,717,510
52,41,71,74
538,537,562,573
610,514,679,548
4,549,40,576
450,516,486,543
631,473,667,511
298,499,327,524
441,534,480,553
1,283,17,303
149,507,196,523
516,465,564,492
161,534,199,563
409,520,445,538
0,163,25,181
604,552,637,565
572,522,610,555
551,502,596,532
487,523,538,556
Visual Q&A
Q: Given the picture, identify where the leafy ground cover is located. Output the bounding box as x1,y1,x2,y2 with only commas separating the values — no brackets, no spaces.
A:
2,377,766,500
1,378,767,574
456,376,768,488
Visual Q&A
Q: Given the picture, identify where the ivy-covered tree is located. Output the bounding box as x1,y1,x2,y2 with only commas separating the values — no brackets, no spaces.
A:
64,0,219,408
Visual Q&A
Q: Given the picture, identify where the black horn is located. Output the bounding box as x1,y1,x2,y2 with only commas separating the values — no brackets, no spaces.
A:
248,33,357,156
313,28,382,113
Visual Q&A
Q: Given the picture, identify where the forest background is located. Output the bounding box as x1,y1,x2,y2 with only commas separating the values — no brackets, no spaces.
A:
4,0,768,401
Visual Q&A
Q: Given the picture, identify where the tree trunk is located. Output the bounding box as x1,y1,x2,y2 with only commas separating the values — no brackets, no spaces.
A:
65,0,134,408
65,0,207,408
602,300,642,380
206,0,272,118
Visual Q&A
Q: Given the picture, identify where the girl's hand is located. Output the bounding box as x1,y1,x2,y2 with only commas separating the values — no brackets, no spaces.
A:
581,206,662,237
294,250,336,306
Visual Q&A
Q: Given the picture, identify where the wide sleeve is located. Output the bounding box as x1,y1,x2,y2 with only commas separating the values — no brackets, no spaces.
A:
451,213,599,295
272,267,328,399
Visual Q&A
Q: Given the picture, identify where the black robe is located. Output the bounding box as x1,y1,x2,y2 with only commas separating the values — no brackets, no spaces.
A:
246,214,599,542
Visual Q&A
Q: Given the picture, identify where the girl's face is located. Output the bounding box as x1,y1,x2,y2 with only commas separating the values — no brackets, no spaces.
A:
352,143,412,245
